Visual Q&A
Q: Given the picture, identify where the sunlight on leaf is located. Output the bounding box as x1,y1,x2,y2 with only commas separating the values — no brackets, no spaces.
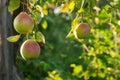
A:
41,20,48,30
61,3,69,13
118,20,120,25
43,9,48,15
93,6,100,12
69,1,75,12
66,16,79,38
71,17,79,31
70,64,76,67
47,70,63,80
73,65,83,75
7,35,21,42
77,8,84,13
36,5,42,12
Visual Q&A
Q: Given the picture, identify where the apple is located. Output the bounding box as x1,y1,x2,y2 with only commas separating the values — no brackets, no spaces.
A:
20,39,40,60
14,12,34,34
74,23,90,39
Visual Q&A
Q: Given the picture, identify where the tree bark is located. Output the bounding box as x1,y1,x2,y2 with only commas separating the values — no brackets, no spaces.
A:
0,0,22,80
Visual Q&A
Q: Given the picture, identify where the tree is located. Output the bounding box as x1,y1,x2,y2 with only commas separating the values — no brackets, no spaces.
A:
0,0,22,80
1,0,120,80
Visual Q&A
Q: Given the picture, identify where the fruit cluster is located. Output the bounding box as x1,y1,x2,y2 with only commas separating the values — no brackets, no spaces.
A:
7,12,45,60
7,12,90,60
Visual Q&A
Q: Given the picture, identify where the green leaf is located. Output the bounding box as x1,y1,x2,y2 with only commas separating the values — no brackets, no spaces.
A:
99,7,111,19
66,30,75,39
7,35,21,42
41,20,48,30
69,1,75,12
8,0,20,13
35,31,45,44
72,65,83,76
89,0,96,9
71,17,80,31
77,8,84,13
66,16,79,38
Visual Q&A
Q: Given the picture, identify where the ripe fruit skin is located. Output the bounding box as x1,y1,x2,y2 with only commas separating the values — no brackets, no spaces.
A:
14,12,34,34
20,39,40,60
74,23,90,39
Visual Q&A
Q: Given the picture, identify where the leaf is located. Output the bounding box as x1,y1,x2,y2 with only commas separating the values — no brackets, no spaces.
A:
35,31,45,44
43,9,48,15
36,5,42,12
72,65,83,76
89,0,97,9
41,20,48,30
61,3,69,13
71,16,80,31
42,4,48,15
7,35,21,42
98,8,112,24
69,1,75,12
8,0,20,13
70,64,76,67
118,20,120,25
77,8,84,13
66,16,79,38
66,30,75,39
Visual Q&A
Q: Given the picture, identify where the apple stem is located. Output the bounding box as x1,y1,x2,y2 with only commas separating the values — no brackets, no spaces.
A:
81,13,84,23
26,33,29,40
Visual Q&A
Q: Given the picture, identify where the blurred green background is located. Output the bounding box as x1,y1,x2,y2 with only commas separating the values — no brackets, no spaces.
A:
16,0,120,80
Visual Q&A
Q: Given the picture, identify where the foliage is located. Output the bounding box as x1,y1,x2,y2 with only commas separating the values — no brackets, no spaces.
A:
8,0,120,80
8,0,20,13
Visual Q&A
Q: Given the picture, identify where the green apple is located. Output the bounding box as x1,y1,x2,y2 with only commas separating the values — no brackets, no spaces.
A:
14,12,34,34
74,23,90,39
20,39,40,60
